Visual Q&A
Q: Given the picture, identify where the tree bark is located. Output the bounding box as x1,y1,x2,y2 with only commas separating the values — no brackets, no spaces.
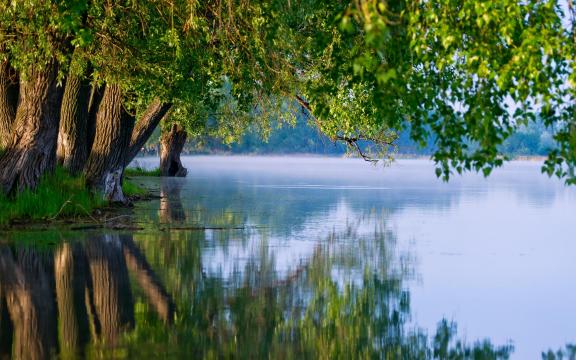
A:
84,235,134,344
0,247,57,360
0,59,18,149
86,85,103,156
121,236,175,324
160,124,187,177
0,60,63,195
54,243,90,357
125,99,172,166
57,68,92,175
84,84,134,202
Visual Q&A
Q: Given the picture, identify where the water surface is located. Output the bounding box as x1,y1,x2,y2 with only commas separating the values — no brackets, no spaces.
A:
1,156,575,358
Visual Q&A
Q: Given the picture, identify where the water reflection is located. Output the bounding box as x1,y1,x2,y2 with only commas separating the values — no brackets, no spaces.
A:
129,209,512,358
159,179,186,224
0,234,174,359
0,224,513,359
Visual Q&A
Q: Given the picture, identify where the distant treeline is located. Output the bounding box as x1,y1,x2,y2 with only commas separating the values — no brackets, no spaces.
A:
141,115,555,158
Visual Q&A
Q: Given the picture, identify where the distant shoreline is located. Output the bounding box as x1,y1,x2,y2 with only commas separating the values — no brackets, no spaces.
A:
136,152,549,162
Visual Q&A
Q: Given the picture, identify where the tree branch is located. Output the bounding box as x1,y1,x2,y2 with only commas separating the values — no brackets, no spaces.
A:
294,94,394,163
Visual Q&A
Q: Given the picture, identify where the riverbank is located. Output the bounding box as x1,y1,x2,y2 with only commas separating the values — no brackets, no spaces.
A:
0,167,155,230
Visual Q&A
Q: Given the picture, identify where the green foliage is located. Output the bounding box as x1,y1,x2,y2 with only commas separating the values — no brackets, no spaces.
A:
283,0,575,182
0,167,104,224
3,0,576,184
403,0,568,180
0,0,89,77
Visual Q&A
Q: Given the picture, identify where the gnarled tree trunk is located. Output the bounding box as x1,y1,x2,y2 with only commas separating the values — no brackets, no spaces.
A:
84,84,134,203
57,66,92,175
54,243,90,357
0,59,18,149
84,235,134,344
160,124,187,177
125,99,171,166
0,60,63,195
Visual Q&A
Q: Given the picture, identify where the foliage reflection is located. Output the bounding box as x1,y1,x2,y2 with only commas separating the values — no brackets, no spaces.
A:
0,182,516,359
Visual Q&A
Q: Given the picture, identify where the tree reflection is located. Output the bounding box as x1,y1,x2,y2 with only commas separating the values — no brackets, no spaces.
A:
129,216,514,359
0,218,513,359
0,247,57,360
542,344,576,360
0,234,174,359
54,243,89,357
159,178,186,224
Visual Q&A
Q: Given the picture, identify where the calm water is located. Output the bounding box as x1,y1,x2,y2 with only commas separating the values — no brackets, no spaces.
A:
1,156,575,359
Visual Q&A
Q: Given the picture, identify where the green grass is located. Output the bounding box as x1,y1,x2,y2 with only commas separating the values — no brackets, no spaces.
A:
0,168,149,225
124,166,161,177
0,167,105,225
122,179,148,196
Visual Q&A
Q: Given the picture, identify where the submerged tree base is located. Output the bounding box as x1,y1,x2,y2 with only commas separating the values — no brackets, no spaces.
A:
0,167,149,226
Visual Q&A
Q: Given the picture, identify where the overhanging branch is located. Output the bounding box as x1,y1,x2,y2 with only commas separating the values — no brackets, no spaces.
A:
294,94,395,163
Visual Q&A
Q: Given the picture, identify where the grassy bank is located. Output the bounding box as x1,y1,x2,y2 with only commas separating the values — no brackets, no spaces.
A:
125,166,161,177
0,167,147,225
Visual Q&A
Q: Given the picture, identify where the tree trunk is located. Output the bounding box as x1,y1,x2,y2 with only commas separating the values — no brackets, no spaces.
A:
0,59,18,149
121,236,175,324
84,235,134,344
84,84,134,203
125,99,171,166
54,243,90,357
160,124,187,177
86,85,103,157
0,247,57,360
0,60,63,195
57,69,92,175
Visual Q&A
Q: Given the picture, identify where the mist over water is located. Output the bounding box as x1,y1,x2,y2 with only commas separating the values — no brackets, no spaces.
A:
1,156,575,358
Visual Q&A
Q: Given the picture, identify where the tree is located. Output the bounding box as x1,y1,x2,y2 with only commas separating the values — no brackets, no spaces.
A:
1,0,573,200
293,0,571,182
160,123,188,177
57,52,93,175
0,0,86,194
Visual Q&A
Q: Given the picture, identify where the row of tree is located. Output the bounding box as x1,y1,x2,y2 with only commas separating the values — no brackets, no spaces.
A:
0,1,304,202
1,0,576,204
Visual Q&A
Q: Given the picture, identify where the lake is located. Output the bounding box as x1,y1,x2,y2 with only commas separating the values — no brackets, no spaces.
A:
1,156,575,358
